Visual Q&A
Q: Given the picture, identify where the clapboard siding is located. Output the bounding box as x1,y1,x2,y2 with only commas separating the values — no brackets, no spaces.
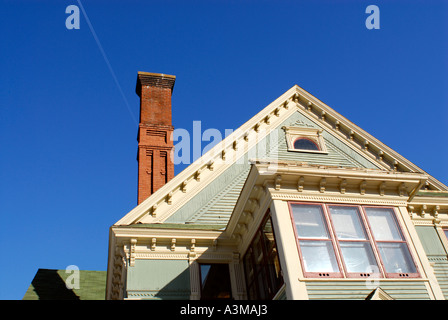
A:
166,110,379,225
429,256,448,299
305,281,430,300
415,226,448,299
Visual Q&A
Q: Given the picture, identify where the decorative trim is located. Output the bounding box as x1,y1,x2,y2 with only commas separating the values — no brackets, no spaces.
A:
283,126,328,154
269,191,408,207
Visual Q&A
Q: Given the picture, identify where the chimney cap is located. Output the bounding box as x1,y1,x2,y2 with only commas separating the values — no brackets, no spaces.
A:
136,71,176,96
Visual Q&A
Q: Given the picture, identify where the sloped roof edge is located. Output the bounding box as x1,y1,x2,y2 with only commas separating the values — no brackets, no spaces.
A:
115,84,447,226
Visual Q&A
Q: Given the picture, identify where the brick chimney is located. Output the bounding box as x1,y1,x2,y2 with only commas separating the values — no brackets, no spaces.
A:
136,72,175,204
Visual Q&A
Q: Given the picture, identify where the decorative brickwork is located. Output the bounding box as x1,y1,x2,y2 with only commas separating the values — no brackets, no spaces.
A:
136,72,176,204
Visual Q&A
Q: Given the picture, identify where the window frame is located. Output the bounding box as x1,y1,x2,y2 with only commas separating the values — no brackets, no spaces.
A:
243,212,284,300
288,202,420,279
283,126,328,154
362,205,419,278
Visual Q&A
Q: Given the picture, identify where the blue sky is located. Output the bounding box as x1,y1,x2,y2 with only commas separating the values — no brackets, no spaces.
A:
1,0,447,300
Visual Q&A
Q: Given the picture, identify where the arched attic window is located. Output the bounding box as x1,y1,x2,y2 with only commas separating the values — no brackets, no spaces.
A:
283,126,328,154
293,137,320,151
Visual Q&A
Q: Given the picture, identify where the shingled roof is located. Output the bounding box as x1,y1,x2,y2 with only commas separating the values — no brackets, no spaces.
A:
23,269,106,300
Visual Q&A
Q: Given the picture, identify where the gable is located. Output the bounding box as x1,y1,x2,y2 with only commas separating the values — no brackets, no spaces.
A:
165,110,381,226
115,84,447,227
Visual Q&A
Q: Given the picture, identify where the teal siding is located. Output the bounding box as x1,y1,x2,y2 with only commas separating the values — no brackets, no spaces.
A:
166,111,379,226
126,259,190,300
268,112,379,169
306,281,430,300
415,226,448,299
430,257,448,299
166,158,251,225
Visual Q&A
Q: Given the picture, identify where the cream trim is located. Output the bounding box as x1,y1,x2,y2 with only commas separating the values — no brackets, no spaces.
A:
115,83,447,226
283,126,328,154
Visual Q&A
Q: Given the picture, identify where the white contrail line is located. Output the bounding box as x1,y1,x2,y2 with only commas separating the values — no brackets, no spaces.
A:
76,0,137,125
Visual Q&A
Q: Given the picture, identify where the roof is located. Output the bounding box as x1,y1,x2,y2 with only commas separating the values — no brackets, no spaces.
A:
114,84,448,227
23,269,106,300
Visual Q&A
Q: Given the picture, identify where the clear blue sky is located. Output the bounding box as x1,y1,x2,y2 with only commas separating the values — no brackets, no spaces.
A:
1,0,447,300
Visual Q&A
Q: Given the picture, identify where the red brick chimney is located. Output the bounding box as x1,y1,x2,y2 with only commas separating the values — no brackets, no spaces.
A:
136,72,175,204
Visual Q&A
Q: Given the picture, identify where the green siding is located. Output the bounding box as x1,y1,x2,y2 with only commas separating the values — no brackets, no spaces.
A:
415,226,447,255
166,111,379,226
269,112,379,169
430,257,448,299
415,226,448,299
305,281,430,300
127,259,190,300
166,157,250,225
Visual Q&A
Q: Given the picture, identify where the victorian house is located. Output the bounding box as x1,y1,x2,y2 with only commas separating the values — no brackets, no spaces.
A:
105,72,448,300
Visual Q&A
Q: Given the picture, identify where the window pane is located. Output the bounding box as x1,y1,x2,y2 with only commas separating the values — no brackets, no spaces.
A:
292,204,329,239
299,240,339,273
244,249,254,285
377,243,417,274
329,206,367,240
262,218,275,253
365,207,402,241
294,138,319,150
252,233,264,267
444,229,448,240
339,242,378,273
200,264,232,299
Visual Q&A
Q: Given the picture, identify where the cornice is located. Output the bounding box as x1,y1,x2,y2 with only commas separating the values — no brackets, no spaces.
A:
291,85,447,191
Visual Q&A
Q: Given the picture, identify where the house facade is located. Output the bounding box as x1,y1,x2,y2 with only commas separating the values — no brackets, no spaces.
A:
105,72,448,300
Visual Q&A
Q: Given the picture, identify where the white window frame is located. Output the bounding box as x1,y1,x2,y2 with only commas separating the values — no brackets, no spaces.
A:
283,126,328,154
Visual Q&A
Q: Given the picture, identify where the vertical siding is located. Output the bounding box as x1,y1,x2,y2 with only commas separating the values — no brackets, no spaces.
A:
305,281,430,300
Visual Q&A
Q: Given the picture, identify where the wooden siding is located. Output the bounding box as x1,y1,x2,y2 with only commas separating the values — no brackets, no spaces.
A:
126,259,190,300
269,112,379,169
166,111,379,226
429,256,448,299
305,280,430,300
415,226,448,299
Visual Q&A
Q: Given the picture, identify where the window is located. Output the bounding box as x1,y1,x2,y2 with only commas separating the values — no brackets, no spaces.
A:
199,264,232,300
444,229,448,241
243,213,284,299
289,203,419,279
293,138,319,151
283,126,327,153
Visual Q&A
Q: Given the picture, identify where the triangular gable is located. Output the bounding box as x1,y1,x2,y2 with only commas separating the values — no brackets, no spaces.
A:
115,84,447,226
366,287,394,300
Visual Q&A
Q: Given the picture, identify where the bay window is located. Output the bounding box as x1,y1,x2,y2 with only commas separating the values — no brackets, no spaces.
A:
289,203,419,279
243,213,284,299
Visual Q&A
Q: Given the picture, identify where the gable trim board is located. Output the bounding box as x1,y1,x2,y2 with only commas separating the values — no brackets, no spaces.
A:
115,84,447,228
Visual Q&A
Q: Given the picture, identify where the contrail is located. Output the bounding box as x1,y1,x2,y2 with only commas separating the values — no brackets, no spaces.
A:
76,0,138,125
